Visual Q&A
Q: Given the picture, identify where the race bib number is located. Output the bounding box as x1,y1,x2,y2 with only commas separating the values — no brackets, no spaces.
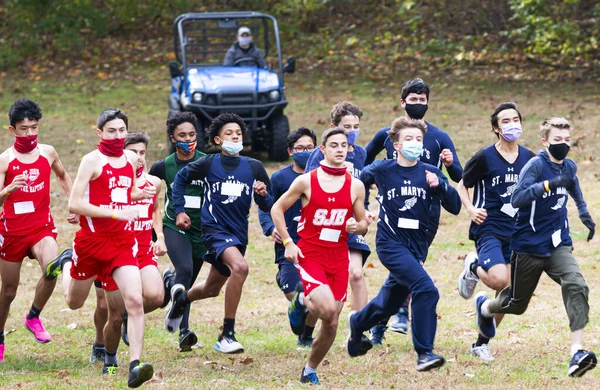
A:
111,187,128,204
14,201,35,214
319,228,341,243
133,204,150,219
398,218,419,230
221,182,243,197
184,195,201,209
552,229,562,248
500,203,518,218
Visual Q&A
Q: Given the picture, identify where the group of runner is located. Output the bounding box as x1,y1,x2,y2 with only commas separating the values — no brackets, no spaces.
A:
0,76,596,387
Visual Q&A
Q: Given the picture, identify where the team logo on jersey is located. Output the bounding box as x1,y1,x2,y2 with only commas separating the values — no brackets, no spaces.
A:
23,168,39,184
312,209,347,226
551,195,567,211
500,183,517,198
399,196,418,211
423,148,430,160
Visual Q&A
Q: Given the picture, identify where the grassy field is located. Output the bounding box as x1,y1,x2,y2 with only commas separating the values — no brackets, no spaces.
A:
0,68,599,389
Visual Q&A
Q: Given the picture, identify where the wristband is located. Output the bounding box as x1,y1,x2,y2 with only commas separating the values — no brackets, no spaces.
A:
2,188,8,196
112,211,117,219
157,233,165,238
282,238,292,246
543,180,550,193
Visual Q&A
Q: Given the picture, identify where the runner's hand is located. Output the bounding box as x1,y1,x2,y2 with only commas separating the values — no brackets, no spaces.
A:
284,242,303,265
346,217,358,233
142,182,156,199
67,213,79,224
153,236,168,256
468,207,487,225
440,149,453,167
271,228,283,243
253,181,267,196
117,208,139,222
6,174,26,193
425,170,439,188
580,212,595,241
176,212,191,230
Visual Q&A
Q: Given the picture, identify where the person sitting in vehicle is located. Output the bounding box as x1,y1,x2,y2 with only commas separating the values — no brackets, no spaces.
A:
223,27,266,68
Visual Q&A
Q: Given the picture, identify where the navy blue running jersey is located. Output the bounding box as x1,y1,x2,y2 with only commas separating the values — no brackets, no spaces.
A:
361,159,461,261
463,144,535,241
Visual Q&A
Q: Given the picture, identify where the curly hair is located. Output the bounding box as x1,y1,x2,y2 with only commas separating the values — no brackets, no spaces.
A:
207,112,247,142
166,112,199,138
9,98,42,127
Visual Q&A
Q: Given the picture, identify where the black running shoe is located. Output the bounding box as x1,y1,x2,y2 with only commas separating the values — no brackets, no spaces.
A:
417,352,445,371
300,368,320,384
178,328,198,352
90,344,106,364
121,311,129,347
127,362,154,388
165,284,186,333
160,268,175,309
568,349,597,377
44,248,72,280
102,363,118,376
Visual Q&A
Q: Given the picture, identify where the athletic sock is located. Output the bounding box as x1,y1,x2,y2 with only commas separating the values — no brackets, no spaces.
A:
304,364,316,375
93,342,105,350
27,305,42,320
475,334,490,347
222,318,235,337
571,344,583,357
105,350,118,366
302,325,315,339
129,359,140,372
470,261,478,275
0,331,4,344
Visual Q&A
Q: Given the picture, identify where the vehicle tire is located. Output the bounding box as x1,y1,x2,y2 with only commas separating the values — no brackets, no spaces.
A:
268,113,290,162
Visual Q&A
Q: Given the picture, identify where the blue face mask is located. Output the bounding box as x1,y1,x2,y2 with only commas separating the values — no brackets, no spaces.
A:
221,139,243,155
347,130,360,145
292,151,311,169
400,140,423,161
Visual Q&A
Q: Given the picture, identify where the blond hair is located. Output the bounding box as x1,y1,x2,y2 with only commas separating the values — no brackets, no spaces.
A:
539,117,571,139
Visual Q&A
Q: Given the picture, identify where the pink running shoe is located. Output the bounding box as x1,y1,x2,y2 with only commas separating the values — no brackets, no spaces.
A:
24,316,52,343
0,343,4,362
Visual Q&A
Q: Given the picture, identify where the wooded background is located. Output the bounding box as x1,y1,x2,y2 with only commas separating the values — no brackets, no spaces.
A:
1,0,598,79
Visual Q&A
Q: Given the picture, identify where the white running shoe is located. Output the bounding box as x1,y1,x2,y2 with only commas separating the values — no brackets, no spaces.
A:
471,343,494,363
214,336,244,354
458,252,479,299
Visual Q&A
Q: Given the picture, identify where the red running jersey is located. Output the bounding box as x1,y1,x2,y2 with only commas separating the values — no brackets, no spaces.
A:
297,169,353,249
79,151,134,234
126,178,156,255
0,147,54,235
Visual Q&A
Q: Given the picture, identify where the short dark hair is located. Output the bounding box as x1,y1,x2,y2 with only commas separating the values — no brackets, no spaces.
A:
401,78,430,101
124,132,150,148
490,102,522,131
166,112,199,138
387,117,427,142
321,126,348,146
97,108,128,131
9,98,42,127
330,101,363,126
287,127,317,148
208,112,247,142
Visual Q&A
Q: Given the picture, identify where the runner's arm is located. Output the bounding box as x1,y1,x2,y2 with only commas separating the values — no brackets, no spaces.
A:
365,127,388,165
439,132,463,183
47,145,73,197
432,168,461,215
249,159,274,212
510,157,545,208
150,177,167,255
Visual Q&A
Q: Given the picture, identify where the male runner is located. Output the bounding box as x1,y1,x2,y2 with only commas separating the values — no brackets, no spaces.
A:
258,127,319,347
149,111,206,351
47,109,155,387
165,112,272,354
346,117,461,372
474,117,597,377
0,98,75,362
366,78,463,342
271,126,369,385
455,102,534,362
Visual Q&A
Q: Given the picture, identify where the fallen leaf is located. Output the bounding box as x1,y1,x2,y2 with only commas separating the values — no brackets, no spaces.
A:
149,371,163,383
57,370,69,377
203,361,218,365
464,373,475,378
241,357,254,365
322,359,330,366
67,323,77,330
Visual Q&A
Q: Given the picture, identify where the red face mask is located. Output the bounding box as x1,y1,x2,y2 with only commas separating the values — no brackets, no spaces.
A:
14,134,38,154
320,163,347,176
98,138,125,157
136,165,144,178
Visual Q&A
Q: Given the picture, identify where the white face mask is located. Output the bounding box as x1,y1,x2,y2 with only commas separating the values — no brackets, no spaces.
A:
220,139,243,155
238,36,252,47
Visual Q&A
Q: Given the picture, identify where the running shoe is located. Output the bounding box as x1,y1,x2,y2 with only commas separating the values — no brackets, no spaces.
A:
300,368,320,385
160,268,175,309
288,283,307,335
389,308,409,334
165,284,186,333
474,292,496,339
102,363,118,376
127,362,154,388
214,334,244,354
178,328,198,352
24,315,51,343
458,252,479,299
297,335,313,348
345,311,372,357
568,349,597,377
370,323,387,346
471,343,494,363
121,311,129,346
44,248,72,280
90,344,106,364
417,352,445,371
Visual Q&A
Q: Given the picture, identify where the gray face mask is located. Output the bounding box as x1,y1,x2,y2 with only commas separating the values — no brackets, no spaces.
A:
238,36,252,46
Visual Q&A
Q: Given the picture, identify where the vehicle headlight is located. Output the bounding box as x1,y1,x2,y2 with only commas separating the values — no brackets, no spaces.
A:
192,92,203,103
268,90,280,102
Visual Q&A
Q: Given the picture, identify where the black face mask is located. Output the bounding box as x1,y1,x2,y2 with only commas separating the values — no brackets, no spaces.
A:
405,103,428,120
548,142,570,161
